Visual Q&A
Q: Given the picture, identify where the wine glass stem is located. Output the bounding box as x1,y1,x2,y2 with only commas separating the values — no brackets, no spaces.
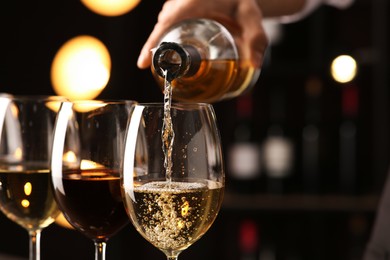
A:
29,230,41,260
94,241,107,260
167,256,178,260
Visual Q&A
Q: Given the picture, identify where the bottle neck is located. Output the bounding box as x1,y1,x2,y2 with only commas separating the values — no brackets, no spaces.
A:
152,42,201,82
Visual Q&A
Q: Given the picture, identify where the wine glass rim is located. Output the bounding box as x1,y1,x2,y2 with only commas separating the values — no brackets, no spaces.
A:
63,99,138,105
136,102,212,109
1,95,68,102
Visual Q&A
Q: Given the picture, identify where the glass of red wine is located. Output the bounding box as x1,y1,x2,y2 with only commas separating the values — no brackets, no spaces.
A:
50,100,136,260
0,95,65,260
121,103,225,260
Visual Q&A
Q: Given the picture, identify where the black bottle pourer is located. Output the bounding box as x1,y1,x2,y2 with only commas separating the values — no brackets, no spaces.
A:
152,42,201,82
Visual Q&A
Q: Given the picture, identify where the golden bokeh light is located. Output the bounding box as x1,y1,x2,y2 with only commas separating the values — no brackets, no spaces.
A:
81,0,140,16
331,55,358,83
72,100,107,113
51,35,111,101
24,182,32,196
55,213,74,229
14,147,23,160
181,201,190,217
63,151,77,164
45,98,67,112
81,159,105,169
21,199,30,208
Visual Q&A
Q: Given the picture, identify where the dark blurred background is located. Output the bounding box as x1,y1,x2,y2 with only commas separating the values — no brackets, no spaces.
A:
0,0,389,259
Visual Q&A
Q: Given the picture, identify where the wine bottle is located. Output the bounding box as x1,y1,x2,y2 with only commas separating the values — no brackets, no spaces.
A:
339,84,358,194
227,94,262,194
238,219,259,260
302,76,322,194
262,86,294,194
151,18,260,103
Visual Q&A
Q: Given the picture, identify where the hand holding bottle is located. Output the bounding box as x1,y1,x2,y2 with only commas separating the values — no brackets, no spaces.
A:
151,18,262,102
137,0,268,69
137,0,310,69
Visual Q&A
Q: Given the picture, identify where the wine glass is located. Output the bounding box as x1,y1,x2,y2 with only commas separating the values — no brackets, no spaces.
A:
121,103,225,260
51,100,136,260
0,95,64,260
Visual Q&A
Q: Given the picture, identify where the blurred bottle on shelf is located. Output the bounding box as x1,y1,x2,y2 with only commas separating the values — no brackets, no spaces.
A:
151,18,260,103
262,86,294,194
238,219,259,260
339,84,359,194
258,247,276,260
227,94,263,194
302,76,322,194
346,213,369,259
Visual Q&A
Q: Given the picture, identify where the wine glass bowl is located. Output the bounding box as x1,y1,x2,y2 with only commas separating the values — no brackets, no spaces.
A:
121,103,225,259
0,95,64,260
51,100,136,260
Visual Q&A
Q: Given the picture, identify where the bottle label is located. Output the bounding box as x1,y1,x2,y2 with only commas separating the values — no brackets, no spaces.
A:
228,143,261,179
263,136,293,178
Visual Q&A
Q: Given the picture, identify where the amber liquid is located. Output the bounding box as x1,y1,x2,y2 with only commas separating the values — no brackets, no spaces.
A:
153,59,257,103
52,169,129,242
162,71,175,182
122,180,224,255
0,164,60,231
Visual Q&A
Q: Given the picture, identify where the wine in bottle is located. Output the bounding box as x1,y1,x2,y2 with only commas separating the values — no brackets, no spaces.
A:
151,18,260,103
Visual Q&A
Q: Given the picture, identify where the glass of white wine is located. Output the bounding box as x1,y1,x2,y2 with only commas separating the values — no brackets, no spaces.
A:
0,95,64,260
121,103,225,260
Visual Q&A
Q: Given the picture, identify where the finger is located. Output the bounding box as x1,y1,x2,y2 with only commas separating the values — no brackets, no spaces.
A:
137,0,198,69
236,0,268,68
137,1,180,68
137,23,165,69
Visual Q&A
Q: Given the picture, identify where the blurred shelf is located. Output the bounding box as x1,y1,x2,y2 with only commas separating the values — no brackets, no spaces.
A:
222,192,380,212
0,254,26,260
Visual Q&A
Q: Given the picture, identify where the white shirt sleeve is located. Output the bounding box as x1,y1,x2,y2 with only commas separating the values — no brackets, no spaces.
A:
262,0,355,44
279,0,355,23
